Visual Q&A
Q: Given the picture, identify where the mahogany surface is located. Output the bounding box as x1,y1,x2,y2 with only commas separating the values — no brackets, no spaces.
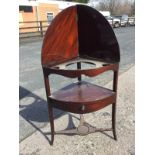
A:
41,5,120,145
77,5,120,63
49,81,116,114
42,6,78,66
43,60,119,78
41,5,120,67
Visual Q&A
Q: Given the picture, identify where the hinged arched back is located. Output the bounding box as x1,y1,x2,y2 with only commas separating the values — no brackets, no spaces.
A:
41,5,120,66
41,6,78,66
77,5,120,63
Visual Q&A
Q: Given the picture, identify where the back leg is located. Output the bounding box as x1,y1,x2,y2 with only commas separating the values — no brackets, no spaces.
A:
48,103,55,145
112,103,117,140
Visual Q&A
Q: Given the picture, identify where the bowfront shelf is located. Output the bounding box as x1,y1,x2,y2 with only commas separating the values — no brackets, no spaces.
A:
49,81,116,114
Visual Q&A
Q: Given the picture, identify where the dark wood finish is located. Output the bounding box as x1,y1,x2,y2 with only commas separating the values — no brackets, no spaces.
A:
77,5,120,63
48,102,54,145
41,5,120,145
43,74,55,145
112,70,119,140
112,102,117,140
43,75,51,97
43,62,119,78
41,6,78,66
41,5,120,66
49,81,116,114
77,62,81,81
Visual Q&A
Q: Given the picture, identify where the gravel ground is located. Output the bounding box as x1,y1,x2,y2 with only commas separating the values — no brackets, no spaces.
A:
20,66,135,155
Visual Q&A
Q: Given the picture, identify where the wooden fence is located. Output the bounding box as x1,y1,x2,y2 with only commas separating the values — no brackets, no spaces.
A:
19,20,49,39
19,17,135,39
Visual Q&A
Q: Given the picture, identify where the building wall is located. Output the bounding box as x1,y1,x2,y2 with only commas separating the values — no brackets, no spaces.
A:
38,3,60,31
38,3,59,21
19,3,59,33
20,6,37,22
19,6,38,33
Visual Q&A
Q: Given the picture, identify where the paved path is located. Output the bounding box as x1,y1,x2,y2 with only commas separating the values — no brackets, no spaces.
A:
19,27,135,142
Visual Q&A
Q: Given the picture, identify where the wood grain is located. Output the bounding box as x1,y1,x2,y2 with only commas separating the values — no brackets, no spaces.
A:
42,6,78,65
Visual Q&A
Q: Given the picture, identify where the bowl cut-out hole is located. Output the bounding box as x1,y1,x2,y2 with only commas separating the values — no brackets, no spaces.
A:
65,61,96,70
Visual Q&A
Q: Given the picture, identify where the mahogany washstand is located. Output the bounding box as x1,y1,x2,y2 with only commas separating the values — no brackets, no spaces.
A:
41,5,120,145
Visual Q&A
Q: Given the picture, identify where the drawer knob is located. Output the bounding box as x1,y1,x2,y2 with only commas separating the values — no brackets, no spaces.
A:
80,105,85,111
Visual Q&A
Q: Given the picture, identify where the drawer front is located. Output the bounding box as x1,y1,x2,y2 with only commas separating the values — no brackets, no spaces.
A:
49,95,116,114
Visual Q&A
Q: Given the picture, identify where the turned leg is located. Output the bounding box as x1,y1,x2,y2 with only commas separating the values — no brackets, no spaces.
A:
48,102,54,145
112,102,117,140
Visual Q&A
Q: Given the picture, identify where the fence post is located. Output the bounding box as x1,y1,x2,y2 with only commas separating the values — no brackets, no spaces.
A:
127,18,129,26
40,21,43,37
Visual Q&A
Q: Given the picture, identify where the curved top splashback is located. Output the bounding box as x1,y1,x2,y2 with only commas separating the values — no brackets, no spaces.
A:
41,5,120,66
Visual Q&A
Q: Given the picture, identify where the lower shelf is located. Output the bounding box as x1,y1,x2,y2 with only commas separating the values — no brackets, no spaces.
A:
49,81,116,114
